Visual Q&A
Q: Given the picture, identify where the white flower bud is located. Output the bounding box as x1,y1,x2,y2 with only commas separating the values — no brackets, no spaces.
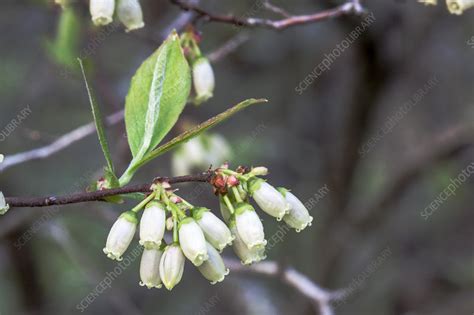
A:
139,201,166,249
250,166,269,176
193,57,215,105
90,0,115,26
194,208,234,252
235,203,267,250
446,0,474,14
117,0,145,32
103,211,137,261
159,244,185,290
418,0,437,5
198,242,230,284
178,218,209,266
249,178,290,220
166,216,174,231
0,191,9,215
278,188,313,232
230,223,266,265
139,247,163,289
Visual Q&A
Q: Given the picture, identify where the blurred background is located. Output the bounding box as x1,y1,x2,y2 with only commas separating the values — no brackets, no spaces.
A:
1,0,473,314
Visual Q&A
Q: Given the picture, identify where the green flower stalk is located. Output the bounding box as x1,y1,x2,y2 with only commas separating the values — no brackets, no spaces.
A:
194,207,234,252
235,203,267,250
103,211,138,261
178,217,209,266
90,0,115,26
198,242,230,284
117,0,145,32
159,244,185,290
139,247,163,289
139,201,166,249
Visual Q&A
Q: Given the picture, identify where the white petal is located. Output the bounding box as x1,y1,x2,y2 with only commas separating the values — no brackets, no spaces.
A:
159,245,185,290
139,248,163,289
283,191,313,232
197,211,234,252
90,0,115,26
117,0,145,32
179,218,208,266
230,224,266,265
198,242,229,284
235,206,266,250
139,203,166,249
252,181,290,220
103,214,137,261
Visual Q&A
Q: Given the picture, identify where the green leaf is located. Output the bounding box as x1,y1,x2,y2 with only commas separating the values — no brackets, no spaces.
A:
125,31,191,162
119,98,267,185
78,58,116,175
45,7,81,70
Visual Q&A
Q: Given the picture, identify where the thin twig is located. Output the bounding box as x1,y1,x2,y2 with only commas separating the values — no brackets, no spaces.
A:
208,32,250,63
170,0,364,30
226,258,346,315
262,1,291,18
4,171,213,208
0,110,124,173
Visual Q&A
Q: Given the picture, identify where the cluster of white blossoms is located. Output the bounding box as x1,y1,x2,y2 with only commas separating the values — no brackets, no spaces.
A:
418,0,474,14
171,133,232,176
103,165,313,290
88,0,144,31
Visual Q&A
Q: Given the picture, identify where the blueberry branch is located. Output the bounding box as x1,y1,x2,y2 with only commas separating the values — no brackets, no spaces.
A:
170,0,365,30
4,171,214,208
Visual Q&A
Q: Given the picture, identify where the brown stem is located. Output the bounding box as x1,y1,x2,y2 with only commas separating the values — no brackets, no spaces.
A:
170,0,363,30
5,172,214,208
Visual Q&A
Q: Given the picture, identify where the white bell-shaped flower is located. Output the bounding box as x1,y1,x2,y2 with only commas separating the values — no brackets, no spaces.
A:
178,217,209,266
117,0,145,32
103,211,137,261
198,242,230,284
235,203,266,250
279,188,313,232
89,0,115,26
194,207,234,252
249,178,290,220
139,247,163,289
447,0,474,15
193,57,215,105
139,201,166,249
0,192,9,215
230,223,266,265
159,244,185,290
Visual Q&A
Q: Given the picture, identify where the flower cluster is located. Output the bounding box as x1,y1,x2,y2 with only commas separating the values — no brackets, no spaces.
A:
418,0,474,15
103,165,313,290
171,133,232,176
88,0,144,31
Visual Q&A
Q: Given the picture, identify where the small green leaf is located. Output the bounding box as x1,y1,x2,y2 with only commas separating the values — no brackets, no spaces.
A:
119,98,267,185
125,31,191,161
78,58,116,175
